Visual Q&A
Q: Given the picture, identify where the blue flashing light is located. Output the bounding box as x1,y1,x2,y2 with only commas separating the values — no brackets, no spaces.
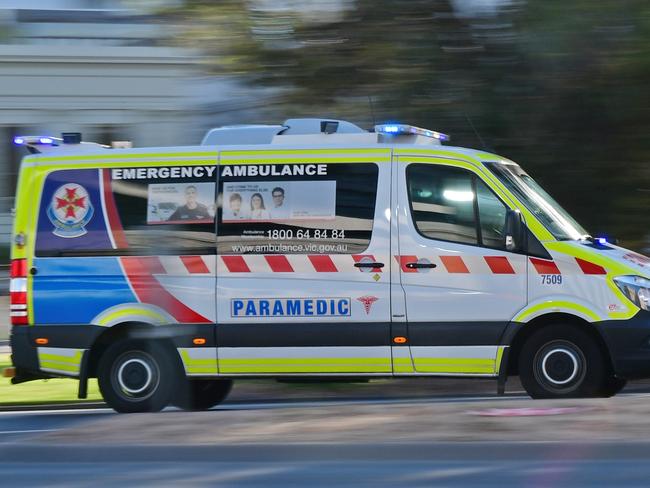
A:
596,237,608,245
13,137,24,145
39,137,54,144
434,132,451,142
375,123,450,142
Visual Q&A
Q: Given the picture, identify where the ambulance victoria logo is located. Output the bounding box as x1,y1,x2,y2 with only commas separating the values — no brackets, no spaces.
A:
47,183,94,238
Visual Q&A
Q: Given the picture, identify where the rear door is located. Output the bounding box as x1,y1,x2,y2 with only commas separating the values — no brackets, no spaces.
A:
31,163,218,374
215,150,393,375
395,157,527,375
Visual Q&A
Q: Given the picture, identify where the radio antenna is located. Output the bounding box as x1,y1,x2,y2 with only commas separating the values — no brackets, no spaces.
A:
464,111,488,151
368,96,377,127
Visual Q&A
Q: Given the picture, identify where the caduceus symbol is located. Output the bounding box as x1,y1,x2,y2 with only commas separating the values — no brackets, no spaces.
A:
356,295,378,315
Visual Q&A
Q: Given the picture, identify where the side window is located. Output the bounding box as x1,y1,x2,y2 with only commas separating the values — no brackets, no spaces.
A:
476,179,507,250
35,166,216,256
110,168,216,253
406,163,509,250
217,162,378,254
407,164,478,245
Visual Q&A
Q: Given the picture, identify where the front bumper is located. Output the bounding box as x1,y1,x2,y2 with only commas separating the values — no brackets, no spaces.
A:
596,311,650,379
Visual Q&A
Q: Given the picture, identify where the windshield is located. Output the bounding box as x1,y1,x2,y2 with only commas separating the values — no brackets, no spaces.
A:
485,162,588,241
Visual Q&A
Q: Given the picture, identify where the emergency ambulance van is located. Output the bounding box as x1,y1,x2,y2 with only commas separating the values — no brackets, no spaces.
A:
5,120,650,412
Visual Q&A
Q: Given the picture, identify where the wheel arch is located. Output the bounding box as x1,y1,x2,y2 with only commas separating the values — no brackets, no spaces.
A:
87,322,182,378
503,313,614,376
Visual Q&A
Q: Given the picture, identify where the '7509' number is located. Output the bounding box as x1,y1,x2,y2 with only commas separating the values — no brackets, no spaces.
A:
541,274,563,285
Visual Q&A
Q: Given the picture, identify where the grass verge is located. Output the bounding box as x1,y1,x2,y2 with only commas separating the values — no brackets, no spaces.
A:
0,353,103,406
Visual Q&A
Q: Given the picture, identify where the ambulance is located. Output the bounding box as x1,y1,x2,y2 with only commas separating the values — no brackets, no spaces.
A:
4,119,650,412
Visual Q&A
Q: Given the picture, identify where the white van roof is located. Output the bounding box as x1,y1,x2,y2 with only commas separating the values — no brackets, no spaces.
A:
201,118,449,147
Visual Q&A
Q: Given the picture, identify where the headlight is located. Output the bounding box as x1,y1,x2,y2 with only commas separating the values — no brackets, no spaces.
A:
614,276,650,311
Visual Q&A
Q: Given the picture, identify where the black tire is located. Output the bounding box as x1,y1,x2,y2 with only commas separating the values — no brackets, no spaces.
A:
600,376,627,397
519,324,607,399
98,339,178,413
174,379,233,411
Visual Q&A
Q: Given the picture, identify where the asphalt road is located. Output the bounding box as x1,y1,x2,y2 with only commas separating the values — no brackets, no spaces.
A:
3,394,650,486
3,442,650,487
0,394,523,443
0,407,113,443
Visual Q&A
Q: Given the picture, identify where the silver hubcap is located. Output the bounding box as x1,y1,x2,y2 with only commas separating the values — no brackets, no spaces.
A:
117,358,153,394
112,351,160,401
533,340,586,393
541,348,579,385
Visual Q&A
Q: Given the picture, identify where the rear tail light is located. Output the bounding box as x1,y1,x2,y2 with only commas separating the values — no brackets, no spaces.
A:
10,258,28,325
10,258,27,278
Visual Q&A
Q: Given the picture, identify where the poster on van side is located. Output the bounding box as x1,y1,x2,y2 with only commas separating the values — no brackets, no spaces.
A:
147,182,215,224
222,181,336,222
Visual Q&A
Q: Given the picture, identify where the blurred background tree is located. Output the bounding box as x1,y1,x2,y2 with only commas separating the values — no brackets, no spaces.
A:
167,0,649,250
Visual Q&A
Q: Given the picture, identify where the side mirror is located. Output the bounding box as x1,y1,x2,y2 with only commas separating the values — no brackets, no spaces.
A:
505,209,524,252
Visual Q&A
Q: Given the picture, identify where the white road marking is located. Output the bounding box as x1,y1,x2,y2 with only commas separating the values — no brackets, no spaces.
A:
0,429,59,434
0,407,112,417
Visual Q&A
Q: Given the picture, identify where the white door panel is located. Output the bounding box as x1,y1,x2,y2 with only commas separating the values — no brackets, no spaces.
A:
395,159,527,375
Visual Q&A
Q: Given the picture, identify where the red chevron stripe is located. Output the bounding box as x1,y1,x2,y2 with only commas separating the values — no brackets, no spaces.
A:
575,258,607,275
265,255,294,272
440,256,470,274
308,255,338,272
180,255,210,274
484,256,516,274
529,257,561,275
222,255,251,273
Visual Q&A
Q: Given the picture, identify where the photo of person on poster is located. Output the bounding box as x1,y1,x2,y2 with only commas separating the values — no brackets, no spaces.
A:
221,180,336,223
269,186,290,219
250,192,270,219
222,192,247,220
167,185,211,222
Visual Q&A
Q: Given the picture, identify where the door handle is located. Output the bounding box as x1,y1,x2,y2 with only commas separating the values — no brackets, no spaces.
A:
354,262,385,269
405,262,437,269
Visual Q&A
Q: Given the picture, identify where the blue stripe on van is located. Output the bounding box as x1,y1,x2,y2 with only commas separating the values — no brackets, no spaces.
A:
32,257,136,325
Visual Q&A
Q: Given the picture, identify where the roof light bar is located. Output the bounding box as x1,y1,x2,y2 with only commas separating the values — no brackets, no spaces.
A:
13,135,60,146
375,124,450,142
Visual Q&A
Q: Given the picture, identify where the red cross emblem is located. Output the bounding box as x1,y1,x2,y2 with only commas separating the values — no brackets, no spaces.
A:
55,186,87,219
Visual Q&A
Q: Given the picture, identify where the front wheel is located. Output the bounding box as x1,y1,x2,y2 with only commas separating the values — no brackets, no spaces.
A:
519,324,607,399
98,340,178,413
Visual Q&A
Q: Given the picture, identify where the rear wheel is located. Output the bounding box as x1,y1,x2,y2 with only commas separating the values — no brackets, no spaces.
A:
98,340,177,413
519,324,607,399
174,379,233,411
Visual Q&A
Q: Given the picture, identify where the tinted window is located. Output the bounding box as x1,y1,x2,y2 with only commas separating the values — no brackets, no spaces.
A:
407,164,478,245
406,163,509,249
36,166,216,256
217,162,378,254
476,178,507,250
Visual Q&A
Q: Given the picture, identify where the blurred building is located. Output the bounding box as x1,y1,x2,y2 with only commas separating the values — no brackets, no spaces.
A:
0,0,280,253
